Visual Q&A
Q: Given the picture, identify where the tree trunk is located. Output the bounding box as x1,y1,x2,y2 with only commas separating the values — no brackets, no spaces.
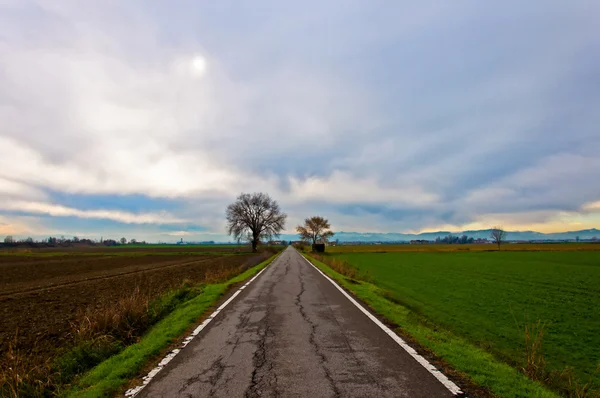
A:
252,239,258,252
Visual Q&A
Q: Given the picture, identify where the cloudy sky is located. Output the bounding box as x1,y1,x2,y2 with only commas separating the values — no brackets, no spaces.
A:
1,0,599,242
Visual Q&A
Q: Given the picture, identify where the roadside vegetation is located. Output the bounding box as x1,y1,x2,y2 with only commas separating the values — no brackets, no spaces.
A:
66,252,279,398
0,246,280,397
308,245,600,397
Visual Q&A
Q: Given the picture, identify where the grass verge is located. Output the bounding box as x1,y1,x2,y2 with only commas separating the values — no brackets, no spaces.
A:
304,253,558,398
64,253,279,398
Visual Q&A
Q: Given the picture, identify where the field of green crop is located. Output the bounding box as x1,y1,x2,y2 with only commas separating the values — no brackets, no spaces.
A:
332,251,600,391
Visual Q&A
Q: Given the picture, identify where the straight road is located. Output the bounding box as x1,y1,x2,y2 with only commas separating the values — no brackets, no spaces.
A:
138,247,457,397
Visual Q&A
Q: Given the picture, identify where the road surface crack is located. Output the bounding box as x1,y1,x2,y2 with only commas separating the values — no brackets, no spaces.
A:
312,269,384,392
179,355,228,395
295,265,341,398
244,268,280,398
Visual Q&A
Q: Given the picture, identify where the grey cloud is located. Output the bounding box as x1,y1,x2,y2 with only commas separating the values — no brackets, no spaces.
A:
1,0,599,234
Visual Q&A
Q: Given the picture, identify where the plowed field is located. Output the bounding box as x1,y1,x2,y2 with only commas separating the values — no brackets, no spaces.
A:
0,247,264,359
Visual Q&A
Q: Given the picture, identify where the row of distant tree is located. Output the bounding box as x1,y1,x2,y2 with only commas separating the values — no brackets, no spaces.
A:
2,235,146,247
2,192,509,251
431,228,506,248
434,235,484,244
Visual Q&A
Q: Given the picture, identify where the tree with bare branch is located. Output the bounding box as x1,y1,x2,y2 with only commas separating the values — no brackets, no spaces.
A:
296,216,335,247
226,193,287,252
490,227,507,249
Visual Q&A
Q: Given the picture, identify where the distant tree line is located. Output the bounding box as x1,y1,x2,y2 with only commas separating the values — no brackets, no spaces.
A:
1,235,146,248
434,234,478,244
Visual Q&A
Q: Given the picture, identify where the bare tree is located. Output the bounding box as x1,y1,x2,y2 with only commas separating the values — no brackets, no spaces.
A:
296,216,335,247
490,227,507,249
120,237,127,245
226,192,287,252
4,236,14,244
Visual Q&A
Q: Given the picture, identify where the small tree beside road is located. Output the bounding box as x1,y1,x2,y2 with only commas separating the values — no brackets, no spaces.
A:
226,192,287,252
490,227,507,249
296,216,334,249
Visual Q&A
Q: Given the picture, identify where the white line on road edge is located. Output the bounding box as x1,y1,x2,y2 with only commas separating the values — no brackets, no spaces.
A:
301,254,463,396
124,264,271,397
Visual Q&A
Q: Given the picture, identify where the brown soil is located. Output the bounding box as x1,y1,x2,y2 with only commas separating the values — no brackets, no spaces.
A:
0,249,261,361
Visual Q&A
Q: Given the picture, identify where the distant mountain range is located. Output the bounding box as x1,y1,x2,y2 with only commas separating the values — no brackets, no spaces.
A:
279,228,600,243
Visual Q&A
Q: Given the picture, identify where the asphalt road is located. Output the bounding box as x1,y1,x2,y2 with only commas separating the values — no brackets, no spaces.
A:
139,247,456,397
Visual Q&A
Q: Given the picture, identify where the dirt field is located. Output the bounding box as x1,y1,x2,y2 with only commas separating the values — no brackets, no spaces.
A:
0,247,264,361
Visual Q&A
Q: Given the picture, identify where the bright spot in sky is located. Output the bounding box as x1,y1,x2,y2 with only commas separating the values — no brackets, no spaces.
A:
190,55,207,78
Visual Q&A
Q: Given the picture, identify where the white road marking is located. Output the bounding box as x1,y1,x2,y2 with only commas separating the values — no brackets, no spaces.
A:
300,254,463,396
124,263,271,397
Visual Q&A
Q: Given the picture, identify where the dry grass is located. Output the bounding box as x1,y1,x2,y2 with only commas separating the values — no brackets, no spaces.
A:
292,242,309,252
258,246,281,255
70,288,152,345
204,263,245,284
520,321,600,398
1,286,190,396
0,333,52,398
0,289,154,396
311,254,360,280
314,249,600,397
0,253,271,396
524,320,547,381
569,366,600,398
204,252,272,283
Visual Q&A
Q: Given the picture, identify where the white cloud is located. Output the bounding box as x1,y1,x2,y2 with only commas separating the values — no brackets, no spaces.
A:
0,14,376,201
0,201,183,225
582,201,600,212
165,231,194,237
0,177,47,200
286,171,438,206
1,1,599,236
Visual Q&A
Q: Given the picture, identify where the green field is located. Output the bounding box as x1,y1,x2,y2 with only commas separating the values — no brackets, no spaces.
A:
333,250,600,392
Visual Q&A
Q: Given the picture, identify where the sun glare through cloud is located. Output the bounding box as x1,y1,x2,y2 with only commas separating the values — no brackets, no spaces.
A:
190,54,207,78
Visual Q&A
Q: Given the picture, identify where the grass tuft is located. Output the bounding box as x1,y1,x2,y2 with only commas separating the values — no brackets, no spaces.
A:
310,254,359,280
524,321,547,382
0,333,53,398
304,253,559,398
65,253,278,397
0,252,279,397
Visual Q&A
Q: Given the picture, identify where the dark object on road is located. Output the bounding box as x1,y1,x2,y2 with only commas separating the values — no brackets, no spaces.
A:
312,243,325,253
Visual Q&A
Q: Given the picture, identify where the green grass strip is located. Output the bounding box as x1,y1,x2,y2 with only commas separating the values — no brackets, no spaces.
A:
66,253,279,398
304,254,558,398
